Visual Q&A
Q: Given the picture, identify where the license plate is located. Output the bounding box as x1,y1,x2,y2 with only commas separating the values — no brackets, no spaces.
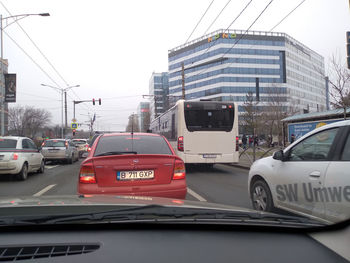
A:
203,154,217,158
117,170,154,181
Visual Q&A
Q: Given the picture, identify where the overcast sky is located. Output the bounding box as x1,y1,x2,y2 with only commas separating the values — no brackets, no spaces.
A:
1,0,349,131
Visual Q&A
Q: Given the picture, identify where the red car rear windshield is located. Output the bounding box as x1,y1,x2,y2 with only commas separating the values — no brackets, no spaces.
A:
94,135,172,156
0,139,17,149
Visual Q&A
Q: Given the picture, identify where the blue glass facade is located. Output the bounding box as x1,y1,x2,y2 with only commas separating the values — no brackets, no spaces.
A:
149,72,169,121
168,29,326,114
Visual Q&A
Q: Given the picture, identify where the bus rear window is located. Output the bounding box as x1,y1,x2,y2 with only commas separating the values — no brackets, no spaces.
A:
185,104,234,132
0,139,17,149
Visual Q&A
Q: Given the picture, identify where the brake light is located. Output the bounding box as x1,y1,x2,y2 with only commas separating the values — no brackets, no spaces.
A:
236,136,239,151
177,136,184,152
173,160,186,180
79,162,96,184
65,141,68,149
12,153,18,160
41,142,45,147
87,147,92,152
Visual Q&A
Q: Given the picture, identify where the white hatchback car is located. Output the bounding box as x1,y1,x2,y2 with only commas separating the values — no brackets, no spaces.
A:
248,120,350,224
0,136,45,180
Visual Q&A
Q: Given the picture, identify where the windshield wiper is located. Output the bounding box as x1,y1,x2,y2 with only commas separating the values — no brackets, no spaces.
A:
0,205,326,228
95,151,137,157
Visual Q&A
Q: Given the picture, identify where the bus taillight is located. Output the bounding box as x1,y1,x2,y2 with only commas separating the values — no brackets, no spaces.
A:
236,136,239,151
178,136,184,152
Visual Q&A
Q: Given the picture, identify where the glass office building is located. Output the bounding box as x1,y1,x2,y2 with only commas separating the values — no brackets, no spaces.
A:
137,101,150,132
149,72,169,121
168,29,326,114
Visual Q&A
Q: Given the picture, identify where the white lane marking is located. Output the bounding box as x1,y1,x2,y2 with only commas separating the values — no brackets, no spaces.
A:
45,165,59,169
187,187,207,202
33,184,56,197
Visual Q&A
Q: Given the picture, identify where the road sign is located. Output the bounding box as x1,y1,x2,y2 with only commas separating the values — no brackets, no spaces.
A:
72,118,77,123
71,123,78,129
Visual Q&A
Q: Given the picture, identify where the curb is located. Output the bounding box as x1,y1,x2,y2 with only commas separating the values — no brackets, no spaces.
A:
226,163,251,170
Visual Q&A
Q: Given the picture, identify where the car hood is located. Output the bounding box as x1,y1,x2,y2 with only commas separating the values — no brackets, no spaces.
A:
0,194,258,214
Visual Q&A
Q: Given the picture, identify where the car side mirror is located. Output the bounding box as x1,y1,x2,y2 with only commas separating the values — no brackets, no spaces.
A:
273,150,284,161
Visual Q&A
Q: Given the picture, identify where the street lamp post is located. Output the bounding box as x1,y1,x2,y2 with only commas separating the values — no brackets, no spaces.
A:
41,84,80,138
0,13,50,136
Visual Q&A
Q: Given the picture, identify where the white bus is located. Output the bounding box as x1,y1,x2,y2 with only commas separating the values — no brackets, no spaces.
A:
150,100,239,165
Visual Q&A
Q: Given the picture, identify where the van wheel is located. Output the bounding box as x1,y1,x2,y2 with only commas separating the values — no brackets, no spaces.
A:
250,180,274,212
18,163,28,181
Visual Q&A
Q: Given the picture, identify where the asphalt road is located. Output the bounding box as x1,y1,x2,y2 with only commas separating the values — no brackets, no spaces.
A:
0,160,252,209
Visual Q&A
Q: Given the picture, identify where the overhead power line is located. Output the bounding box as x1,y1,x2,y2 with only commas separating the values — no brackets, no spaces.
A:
3,31,63,88
181,0,253,70
203,0,232,35
189,0,273,79
0,1,70,87
219,0,306,71
223,0,274,56
269,0,306,31
1,1,94,114
185,0,215,44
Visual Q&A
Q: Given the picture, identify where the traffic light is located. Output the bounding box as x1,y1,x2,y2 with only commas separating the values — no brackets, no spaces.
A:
98,98,101,105
92,98,95,105
72,129,76,136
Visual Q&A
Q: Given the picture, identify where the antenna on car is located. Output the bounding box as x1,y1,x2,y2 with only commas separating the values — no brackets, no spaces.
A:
131,113,134,152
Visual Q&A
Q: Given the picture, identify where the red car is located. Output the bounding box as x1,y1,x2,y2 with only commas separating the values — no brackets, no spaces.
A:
78,133,187,199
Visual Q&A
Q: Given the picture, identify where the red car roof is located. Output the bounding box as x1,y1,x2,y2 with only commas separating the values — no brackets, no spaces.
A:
102,133,160,137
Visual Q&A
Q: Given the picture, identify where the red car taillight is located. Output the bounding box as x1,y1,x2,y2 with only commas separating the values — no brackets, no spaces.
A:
65,141,68,149
12,153,18,160
177,136,184,152
79,162,96,184
236,136,239,151
173,160,186,180
87,147,92,152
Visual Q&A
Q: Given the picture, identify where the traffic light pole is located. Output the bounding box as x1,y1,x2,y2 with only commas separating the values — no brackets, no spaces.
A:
73,98,101,119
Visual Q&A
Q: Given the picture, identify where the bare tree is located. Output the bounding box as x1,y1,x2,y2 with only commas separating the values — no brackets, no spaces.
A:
327,54,350,119
261,86,299,145
240,92,264,136
8,106,52,138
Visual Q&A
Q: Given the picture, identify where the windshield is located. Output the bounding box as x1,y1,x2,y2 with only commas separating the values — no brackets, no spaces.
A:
1,0,349,232
42,140,66,147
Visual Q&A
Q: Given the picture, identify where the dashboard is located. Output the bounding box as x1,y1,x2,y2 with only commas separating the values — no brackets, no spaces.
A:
0,223,348,263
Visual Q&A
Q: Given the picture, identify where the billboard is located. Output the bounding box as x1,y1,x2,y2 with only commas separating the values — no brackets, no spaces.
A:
287,119,343,142
4,74,16,103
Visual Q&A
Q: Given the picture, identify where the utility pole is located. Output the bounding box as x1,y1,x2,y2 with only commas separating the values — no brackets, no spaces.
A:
64,91,67,129
181,62,185,99
0,15,4,136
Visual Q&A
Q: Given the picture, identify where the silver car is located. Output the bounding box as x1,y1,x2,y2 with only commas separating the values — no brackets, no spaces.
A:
41,139,79,164
71,139,89,157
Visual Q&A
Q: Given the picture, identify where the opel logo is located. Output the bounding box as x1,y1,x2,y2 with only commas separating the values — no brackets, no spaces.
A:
133,159,139,163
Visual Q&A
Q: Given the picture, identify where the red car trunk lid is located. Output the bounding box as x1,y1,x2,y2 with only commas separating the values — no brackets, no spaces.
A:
92,154,176,187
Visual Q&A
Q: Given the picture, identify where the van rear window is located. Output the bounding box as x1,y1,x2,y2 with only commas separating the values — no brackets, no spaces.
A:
0,139,17,149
